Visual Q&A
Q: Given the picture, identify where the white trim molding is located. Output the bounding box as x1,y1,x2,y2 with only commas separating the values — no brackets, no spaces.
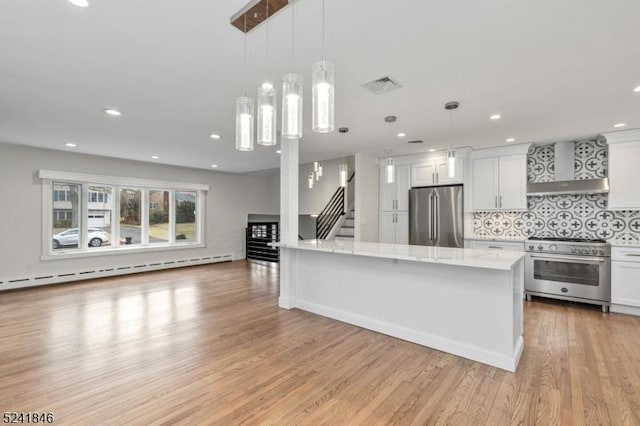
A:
602,128,640,145
38,170,209,191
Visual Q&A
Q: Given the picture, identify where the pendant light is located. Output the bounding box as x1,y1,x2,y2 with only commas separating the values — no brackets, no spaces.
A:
445,101,460,178
338,127,349,187
236,15,254,151
257,1,277,146
308,172,315,189
312,0,335,133
384,116,397,184
282,5,303,139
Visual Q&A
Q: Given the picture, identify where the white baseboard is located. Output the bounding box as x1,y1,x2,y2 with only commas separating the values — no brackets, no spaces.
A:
0,253,234,292
611,304,640,317
296,299,522,372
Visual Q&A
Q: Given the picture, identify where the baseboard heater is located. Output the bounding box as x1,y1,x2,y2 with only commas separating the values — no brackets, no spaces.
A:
0,254,234,292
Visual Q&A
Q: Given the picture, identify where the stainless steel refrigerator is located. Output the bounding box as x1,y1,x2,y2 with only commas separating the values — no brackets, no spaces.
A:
409,185,464,248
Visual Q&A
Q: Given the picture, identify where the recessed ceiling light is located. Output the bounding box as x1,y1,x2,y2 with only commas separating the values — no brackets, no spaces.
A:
68,0,89,7
65,142,77,147
276,150,281,154
209,133,221,139
429,149,436,152
634,86,640,93
150,155,159,160
506,138,516,143
397,133,406,138
490,114,502,120
210,164,218,168
613,123,627,128
104,108,122,116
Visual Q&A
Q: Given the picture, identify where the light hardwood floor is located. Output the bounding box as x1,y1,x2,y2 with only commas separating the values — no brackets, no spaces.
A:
1,261,640,425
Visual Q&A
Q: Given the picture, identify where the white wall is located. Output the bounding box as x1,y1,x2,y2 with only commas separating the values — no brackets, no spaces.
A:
0,143,279,282
298,157,354,215
355,152,379,242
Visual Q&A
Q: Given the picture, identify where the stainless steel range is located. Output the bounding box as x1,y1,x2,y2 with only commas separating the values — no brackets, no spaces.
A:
524,237,611,312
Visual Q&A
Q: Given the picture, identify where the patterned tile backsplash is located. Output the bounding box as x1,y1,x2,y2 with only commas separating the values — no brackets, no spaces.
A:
473,140,640,245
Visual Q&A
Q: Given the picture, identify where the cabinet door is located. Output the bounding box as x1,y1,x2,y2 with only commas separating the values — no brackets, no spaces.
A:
612,262,640,307
498,155,527,210
609,142,640,210
435,155,463,185
395,166,411,211
379,167,395,211
379,211,397,244
395,211,409,245
471,157,499,211
411,163,436,187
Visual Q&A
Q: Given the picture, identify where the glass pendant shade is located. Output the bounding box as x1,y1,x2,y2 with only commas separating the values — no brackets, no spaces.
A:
308,173,314,189
235,96,255,151
339,163,347,188
312,60,335,133
447,150,456,178
318,164,323,177
257,83,277,146
282,73,303,139
386,158,395,184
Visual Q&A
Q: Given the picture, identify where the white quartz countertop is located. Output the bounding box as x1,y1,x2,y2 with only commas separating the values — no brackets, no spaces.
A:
277,240,524,271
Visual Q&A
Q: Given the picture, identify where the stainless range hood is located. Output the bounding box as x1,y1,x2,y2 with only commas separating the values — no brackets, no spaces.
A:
526,141,609,196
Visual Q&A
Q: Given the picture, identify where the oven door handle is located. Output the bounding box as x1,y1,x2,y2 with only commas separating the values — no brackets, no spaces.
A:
528,254,607,263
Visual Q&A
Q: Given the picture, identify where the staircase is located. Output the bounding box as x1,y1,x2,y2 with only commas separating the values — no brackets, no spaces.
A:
334,209,355,241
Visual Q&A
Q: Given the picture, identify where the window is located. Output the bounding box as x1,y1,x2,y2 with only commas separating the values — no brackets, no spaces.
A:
52,183,81,250
41,171,207,258
175,191,197,242
149,191,169,245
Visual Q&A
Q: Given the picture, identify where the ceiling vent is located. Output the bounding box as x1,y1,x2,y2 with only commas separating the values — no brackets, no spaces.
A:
362,76,402,95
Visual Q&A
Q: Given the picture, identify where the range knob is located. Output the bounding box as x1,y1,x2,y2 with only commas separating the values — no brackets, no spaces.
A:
528,245,535,250
549,244,558,252
538,245,544,251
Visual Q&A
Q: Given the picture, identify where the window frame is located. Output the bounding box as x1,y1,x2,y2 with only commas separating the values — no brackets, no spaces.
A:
40,170,208,260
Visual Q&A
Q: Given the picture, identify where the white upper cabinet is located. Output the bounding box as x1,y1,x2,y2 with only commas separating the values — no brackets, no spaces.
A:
498,155,527,210
471,147,529,211
472,157,499,211
604,130,640,210
411,155,463,187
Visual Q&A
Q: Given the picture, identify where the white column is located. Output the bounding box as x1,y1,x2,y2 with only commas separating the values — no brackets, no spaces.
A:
279,137,299,309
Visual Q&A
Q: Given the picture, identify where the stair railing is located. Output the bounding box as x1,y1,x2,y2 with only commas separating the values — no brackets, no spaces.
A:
316,187,345,239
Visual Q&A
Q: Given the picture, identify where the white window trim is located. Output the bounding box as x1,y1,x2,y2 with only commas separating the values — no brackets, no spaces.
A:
41,171,207,261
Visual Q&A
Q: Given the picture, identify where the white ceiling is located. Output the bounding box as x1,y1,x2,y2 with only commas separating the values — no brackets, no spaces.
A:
1,0,639,172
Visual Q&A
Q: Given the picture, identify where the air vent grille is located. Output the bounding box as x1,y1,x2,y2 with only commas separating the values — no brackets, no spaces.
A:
362,76,402,95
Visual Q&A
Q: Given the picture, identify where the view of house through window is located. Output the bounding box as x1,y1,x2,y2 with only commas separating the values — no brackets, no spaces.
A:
47,179,202,255
87,185,113,249
119,188,142,245
149,190,170,244
52,182,81,250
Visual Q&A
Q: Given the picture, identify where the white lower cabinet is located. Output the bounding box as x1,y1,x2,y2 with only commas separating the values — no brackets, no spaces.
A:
467,240,524,252
380,211,408,244
612,247,640,308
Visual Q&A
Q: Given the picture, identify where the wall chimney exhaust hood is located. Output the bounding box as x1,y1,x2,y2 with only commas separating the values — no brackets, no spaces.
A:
526,141,609,196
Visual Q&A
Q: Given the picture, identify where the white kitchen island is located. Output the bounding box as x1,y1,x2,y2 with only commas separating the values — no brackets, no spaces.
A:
278,240,525,372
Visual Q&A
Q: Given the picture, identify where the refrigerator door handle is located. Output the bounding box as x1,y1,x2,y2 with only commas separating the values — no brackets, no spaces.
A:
434,193,439,241
429,192,433,241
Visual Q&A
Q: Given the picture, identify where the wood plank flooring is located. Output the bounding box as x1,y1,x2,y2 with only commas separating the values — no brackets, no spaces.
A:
1,260,640,425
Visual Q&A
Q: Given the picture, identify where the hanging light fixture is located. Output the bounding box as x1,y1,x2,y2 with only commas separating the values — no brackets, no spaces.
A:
236,15,254,151
338,127,349,187
312,0,335,133
384,116,397,184
445,101,460,178
257,2,277,146
318,163,323,177
282,5,303,140
308,172,315,189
